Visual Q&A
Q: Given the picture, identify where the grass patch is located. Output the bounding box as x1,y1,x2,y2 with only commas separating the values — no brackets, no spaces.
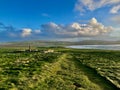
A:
0,48,119,90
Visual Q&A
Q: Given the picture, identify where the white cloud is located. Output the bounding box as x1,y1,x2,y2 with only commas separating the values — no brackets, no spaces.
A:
110,5,120,14
89,18,97,24
71,23,82,29
21,28,32,37
75,0,120,13
41,22,61,35
88,18,113,34
41,18,113,38
34,30,41,34
0,19,114,41
21,29,41,37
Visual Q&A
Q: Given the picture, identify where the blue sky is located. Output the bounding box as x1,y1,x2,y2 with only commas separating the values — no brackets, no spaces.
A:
0,0,76,27
0,0,120,42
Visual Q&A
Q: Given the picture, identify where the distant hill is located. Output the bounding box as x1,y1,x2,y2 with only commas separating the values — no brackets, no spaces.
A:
0,40,72,48
0,40,120,48
73,40,120,45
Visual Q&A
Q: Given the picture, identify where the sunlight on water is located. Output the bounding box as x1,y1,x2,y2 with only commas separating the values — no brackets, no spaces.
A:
67,45,120,50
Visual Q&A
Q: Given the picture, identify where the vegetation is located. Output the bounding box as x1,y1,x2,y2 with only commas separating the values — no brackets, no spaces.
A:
0,47,119,90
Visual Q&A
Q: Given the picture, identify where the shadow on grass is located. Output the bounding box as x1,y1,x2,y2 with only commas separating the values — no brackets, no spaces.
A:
72,55,119,90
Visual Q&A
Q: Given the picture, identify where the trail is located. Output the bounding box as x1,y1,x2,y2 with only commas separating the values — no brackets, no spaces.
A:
71,55,119,90
36,53,119,90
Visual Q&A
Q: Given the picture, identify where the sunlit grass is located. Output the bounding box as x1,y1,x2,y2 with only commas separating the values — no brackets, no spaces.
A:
0,47,119,90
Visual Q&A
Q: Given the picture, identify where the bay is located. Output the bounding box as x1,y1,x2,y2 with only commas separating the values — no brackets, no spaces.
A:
67,45,120,50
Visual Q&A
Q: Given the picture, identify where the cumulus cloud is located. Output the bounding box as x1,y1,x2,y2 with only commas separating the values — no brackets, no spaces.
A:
41,18,113,38
75,0,120,13
110,5,120,14
88,18,113,35
21,28,32,37
0,22,41,40
20,28,41,38
41,22,61,36
0,19,113,41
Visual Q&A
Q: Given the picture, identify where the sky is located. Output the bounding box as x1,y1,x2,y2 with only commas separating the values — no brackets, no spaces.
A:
0,0,120,42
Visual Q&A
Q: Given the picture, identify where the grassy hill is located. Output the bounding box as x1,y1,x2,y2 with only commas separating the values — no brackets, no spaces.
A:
0,47,119,90
1,40,120,49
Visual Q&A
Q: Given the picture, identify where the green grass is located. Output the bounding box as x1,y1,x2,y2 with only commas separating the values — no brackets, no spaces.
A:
0,47,119,90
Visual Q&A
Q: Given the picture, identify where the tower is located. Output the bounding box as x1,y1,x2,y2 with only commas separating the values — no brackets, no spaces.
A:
28,44,31,52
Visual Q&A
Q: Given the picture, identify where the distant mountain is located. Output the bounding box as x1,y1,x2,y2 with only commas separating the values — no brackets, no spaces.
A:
0,40,120,48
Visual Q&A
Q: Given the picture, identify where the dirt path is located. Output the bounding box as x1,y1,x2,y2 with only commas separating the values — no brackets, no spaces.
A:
37,53,119,90
71,55,119,90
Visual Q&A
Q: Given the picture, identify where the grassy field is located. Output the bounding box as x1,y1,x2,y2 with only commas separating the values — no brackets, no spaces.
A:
0,47,119,90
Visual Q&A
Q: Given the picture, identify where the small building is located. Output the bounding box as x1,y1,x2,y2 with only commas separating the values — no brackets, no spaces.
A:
44,49,54,53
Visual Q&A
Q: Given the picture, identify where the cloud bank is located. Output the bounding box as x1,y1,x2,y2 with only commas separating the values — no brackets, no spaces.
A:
0,18,113,41
41,18,113,38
